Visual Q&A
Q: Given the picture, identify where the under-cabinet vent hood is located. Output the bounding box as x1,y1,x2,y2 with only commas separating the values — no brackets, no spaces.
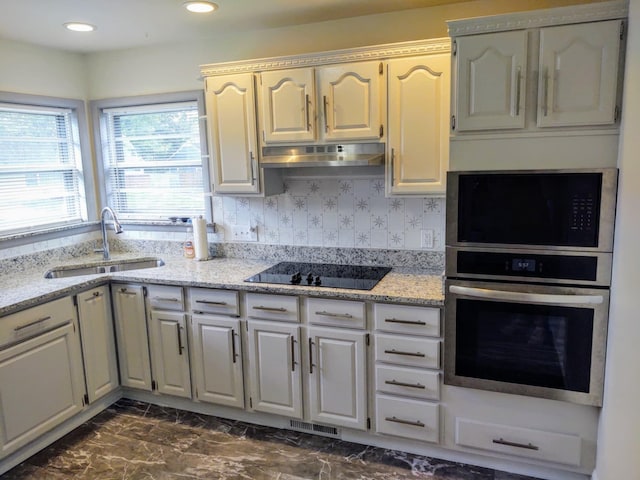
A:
260,143,384,168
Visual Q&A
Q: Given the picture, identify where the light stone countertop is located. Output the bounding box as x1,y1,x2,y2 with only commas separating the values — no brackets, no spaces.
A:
0,253,444,316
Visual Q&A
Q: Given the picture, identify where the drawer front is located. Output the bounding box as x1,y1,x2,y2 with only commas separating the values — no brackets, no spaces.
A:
456,418,582,466
307,298,366,329
375,334,440,369
0,297,76,349
190,288,239,316
375,364,440,401
246,293,299,323
374,303,440,337
147,285,184,311
375,394,439,443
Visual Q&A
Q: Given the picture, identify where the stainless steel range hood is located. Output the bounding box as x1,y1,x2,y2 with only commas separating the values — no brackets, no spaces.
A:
260,143,385,168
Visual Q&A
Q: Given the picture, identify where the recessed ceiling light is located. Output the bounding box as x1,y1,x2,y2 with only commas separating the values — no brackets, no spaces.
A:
183,1,218,13
63,22,96,32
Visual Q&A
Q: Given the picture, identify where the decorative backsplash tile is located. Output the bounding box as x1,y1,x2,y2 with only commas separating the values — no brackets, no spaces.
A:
212,177,445,251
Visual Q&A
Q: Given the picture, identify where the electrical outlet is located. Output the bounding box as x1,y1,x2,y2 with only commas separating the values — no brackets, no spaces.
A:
421,229,434,249
230,224,258,242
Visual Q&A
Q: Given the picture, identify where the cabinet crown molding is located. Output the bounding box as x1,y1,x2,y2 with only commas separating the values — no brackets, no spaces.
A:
200,38,450,77
447,0,628,37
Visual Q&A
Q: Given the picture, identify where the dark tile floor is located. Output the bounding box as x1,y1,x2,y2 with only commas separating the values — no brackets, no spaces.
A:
2,399,541,479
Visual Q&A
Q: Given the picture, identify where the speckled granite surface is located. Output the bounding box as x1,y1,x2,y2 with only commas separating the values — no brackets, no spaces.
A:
0,244,444,316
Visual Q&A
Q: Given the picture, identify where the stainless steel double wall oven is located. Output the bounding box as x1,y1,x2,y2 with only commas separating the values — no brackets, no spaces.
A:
445,168,618,406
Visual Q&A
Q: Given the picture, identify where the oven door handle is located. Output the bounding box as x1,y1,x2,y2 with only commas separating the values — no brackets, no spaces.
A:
449,285,604,305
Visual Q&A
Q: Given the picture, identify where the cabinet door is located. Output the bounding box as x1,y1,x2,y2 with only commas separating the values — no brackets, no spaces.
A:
308,327,367,430
205,73,259,194
112,284,152,391
538,20,621,127
148,311,191,399
260,68,315,143
191,314,244,408
247,321,302,418
455,30,527,131
318,61,383,141
387,54,450,195
76,286,119,403
0,321,84,458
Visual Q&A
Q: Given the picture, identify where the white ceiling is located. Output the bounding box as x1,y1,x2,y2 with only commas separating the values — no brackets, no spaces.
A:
0,0,470,53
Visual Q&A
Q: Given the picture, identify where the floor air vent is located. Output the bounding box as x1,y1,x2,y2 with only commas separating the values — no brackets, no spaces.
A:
289,420,339,437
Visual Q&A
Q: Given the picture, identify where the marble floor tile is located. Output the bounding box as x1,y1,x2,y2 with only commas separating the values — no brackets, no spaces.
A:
2,399,542,480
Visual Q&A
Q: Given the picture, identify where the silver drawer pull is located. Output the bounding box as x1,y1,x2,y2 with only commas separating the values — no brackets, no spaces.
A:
14,316,52,331
384,349,425,358
195,300,227,306
492,438,539,451
315,311,353,319
253,305,287,312
385,416,425,428
119,288,138,296
85,291,103,301
384,318,426,326
385,379,426,389
153,297,180,302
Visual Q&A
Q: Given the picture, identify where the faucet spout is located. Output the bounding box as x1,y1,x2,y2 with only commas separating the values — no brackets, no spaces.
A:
97,207,123,260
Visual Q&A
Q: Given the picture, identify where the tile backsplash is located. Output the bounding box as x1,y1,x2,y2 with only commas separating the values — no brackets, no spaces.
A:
213,177,445,251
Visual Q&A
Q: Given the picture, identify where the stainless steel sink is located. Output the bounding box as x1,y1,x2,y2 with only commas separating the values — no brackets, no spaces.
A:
44,258,165,279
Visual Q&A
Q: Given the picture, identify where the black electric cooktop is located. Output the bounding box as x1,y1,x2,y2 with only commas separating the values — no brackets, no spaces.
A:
245,262,391,290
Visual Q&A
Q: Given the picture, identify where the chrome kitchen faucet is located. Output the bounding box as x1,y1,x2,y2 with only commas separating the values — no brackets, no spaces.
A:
95,207,123,260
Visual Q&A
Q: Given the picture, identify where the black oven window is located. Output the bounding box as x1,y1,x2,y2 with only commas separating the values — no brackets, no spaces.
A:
456,299,594,393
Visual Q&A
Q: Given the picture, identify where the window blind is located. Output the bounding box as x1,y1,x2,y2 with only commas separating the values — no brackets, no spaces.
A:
0,103,86,235
101,101,205,221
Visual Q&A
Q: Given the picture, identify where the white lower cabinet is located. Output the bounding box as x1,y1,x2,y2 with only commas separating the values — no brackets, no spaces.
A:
76,286,119,403
0,297,85,459
112,284,153,391
148,310,191,399
191,314,244,408
375,395,439,443
308,327,367,430
247,320,302,418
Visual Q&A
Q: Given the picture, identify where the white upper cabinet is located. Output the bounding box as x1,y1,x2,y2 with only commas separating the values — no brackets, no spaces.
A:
318,61,384,141
387,54,450,195
205,73,260,194
259,68,316,143
454,30,527,131
537,20,621,127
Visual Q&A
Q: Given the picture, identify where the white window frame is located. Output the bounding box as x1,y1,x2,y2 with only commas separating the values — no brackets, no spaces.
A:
92,91,211,226
0,92,95,237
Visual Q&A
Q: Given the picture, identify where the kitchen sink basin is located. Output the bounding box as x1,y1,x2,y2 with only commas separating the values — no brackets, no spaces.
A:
44,258,165,279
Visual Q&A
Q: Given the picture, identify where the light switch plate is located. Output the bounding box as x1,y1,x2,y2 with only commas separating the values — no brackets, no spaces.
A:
421,229,434,249
229,224,258,242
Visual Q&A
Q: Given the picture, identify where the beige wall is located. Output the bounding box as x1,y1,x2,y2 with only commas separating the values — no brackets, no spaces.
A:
84,0,603,99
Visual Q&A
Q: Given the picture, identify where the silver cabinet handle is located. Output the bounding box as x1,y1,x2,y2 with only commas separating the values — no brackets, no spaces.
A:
449,285,604,305
305,93,311,130
385,379,426,389
85,291,103,302
493,438,539,451
290,335,296,372
253,305,287,312
385,416,425,428
119,288,138,296
542,67,549,117
384,349,425,358
315,311,353,319
195,299,227,306
390,147,395,186
515,66,522,116
14,316,52,332
308,337,315,374
153,297,180,302
176,324,184,355
384,318,426,326
323,95,329,133
249,152,256,185
231,328,237,364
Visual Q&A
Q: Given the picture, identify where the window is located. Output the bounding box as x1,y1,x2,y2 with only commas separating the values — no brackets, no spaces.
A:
99,99,206,221
0,102,87,235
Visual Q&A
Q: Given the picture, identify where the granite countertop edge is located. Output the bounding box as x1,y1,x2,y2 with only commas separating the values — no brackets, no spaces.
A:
0,254,444,317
